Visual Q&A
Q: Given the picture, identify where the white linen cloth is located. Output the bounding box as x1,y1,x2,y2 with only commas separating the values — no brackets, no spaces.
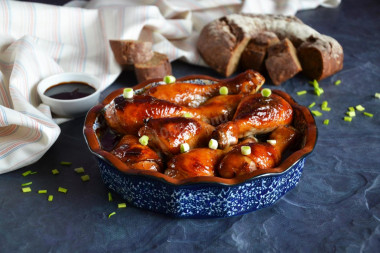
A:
0,0,340,173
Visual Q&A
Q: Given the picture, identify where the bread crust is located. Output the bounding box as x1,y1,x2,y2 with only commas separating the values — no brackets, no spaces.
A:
134,52,172,83
109,40,154,68
197,14,343,81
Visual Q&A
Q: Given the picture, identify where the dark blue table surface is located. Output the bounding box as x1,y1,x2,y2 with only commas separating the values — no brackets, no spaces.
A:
1,0,379,252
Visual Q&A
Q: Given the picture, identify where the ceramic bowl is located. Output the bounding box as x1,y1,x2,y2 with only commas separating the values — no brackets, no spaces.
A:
37,72,101,117
83,75,317,218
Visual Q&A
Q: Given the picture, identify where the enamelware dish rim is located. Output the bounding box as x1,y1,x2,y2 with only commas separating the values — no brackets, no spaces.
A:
83,75,317,186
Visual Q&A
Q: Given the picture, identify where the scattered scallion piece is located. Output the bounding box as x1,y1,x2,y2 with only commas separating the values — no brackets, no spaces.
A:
22,187,32,193
81,175,90,182
344,116,352,122
311,110,323,117
180,143,190,153
308,102,316,108
334,80,341,85
22,170,32,177
21,182,32,187
348,107,355,112
356,105,365,111
321,101,328,109
346,111,356,117
60,161,72,166
123,88,134,99
297,90,307,96
74,167,85,174
208,139,218,150
309,80,319,88
118,203,127,209
52,169,59,175
182,112,193,118
322,107,331,112
48,195,53,201
314,87,324,96
323,119,330,125
267,140,277,145
363,112,373,117
108,212,116,218
261,88,271,97
58,187,68,194
30,171,37,175
219,86,228,95
108,192,113,202
164,75,176,84
38,190,47,194
375,93,380,99
241,146,251,156
139,135,149,146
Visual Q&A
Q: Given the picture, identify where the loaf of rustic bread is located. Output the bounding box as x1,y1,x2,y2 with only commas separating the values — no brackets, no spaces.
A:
134,52,172,83
197,14,343,82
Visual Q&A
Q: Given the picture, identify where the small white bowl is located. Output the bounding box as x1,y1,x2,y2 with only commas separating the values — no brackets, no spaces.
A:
37,72,102,118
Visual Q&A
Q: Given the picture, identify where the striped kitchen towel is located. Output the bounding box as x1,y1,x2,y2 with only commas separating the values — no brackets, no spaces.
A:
0,0,340,173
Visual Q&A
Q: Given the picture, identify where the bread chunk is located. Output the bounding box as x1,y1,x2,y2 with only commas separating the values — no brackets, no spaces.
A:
240,31,280,72
134,52,172,83
109,40,154,68
265,38,302,85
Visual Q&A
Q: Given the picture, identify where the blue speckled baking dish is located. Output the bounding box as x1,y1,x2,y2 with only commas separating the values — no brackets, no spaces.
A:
83,75,317,218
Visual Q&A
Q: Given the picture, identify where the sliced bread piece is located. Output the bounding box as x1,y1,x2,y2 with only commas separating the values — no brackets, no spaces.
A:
134,52,172,83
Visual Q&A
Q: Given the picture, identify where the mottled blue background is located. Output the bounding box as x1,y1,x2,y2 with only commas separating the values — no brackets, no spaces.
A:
0,0,379,252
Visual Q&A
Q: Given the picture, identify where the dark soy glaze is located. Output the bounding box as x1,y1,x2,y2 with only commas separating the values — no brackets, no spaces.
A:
44,82,96,100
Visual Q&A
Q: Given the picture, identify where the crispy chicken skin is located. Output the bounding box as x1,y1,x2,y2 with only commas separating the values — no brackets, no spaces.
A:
138,117,215,157
165,148,224,180
143,69,265,107
212,93,293,149
217,125,298,178
111,135,162,172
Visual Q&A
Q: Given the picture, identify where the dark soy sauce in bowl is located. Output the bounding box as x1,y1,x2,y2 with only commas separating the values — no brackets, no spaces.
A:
44,82,96,100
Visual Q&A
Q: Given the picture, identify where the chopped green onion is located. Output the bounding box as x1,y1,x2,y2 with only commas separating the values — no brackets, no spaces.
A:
267,140,276,145
297,90,307,96
323,119,330,125
208,139,218,150
38,190,47,194
344,116,352,122
48,195,53,201
52,169,59,175
60,161,72,166
363,112,373,117
108,212,116,218
309,80,319,88
118,203,127,208
311,110,323,117
30,171,37,175
334,80,341,85
21,182,32,187
108,192,113,202
164,75,176,84
346,111,356,117
308,102,316,108
322,107,331,111
22,170,32,177
139,135,149,146
22,187,32,193
219,86,228,95
348,107,355,112
321,101,328,108
123,88,134,99
261,88,272,97
375,93,380,99
81,175,90,182
74,167,85,174
180,143,190,153
356,105,365,111
58,187,68,194
241,146,251,156
182,112,193,118
314,87,324,96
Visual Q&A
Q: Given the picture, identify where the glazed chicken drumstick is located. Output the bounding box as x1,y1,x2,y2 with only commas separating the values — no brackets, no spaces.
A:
138,117,215,157
143,69,265,107
217,125,298,178
212,92,293,149
111,135,163,172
